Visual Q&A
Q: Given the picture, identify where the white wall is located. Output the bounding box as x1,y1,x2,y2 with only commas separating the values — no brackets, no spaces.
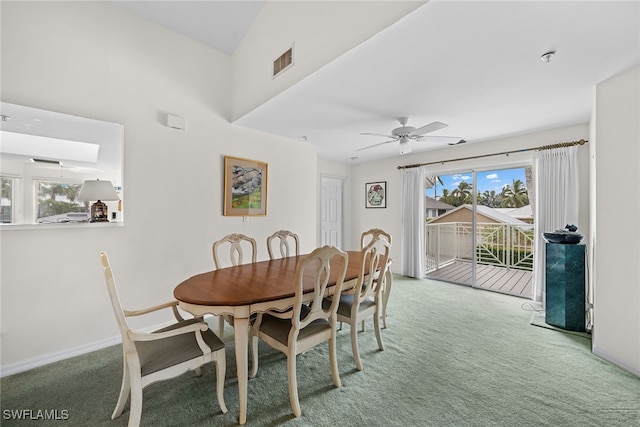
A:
231,1,424,120
317,158,351,179
592,66,640,375
0,1,318,374
343,124,591,272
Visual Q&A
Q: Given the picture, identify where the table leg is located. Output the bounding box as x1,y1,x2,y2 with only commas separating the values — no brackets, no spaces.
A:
233,317,249,425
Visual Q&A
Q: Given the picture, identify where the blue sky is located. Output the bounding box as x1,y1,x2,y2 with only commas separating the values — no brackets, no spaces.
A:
425,167,526,198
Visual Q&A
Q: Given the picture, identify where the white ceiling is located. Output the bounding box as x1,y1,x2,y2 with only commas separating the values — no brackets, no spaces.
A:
114,1,640,164
111,0,265,55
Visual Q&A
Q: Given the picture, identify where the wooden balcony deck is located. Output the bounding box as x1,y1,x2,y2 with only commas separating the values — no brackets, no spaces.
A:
425,260,533,299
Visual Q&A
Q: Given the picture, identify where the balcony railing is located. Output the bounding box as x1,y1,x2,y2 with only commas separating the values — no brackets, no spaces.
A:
425,222,534,273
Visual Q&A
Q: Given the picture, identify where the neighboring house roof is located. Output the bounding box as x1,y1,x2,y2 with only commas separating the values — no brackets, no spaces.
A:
425,196,455,210
495,205,533,221
428,204,529,225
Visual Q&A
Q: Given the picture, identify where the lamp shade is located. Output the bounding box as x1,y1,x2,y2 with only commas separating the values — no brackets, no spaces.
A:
78,179,119,201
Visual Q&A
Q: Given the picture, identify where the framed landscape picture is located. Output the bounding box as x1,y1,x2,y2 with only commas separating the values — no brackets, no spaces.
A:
365,181,386,208
224,156,268,216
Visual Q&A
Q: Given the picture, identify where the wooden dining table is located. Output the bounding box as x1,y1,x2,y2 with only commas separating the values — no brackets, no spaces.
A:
173,250,366,425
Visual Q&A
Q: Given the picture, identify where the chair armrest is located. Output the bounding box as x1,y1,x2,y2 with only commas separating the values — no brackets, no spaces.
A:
171,304,189,322
124,300,178,317
129,321,208,342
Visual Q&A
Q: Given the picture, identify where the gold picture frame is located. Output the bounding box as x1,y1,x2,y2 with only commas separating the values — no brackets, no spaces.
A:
224,156,268,216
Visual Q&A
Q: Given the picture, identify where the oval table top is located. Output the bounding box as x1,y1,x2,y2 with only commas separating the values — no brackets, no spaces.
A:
174,250,366,307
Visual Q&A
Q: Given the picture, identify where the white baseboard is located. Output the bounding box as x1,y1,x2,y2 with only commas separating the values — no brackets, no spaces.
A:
0,316,217,378
592,344,640,377
1,335,121,378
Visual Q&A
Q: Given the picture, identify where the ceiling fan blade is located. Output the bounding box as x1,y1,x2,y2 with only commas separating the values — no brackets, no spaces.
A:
356,139,396,151
411,121,448,136
360,132,395,138
416,135,463,144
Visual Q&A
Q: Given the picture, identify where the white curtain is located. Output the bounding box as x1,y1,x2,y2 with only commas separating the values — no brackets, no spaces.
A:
401,167,426,277
532,146,579,302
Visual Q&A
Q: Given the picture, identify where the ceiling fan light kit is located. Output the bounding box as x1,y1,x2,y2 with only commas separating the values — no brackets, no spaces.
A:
399,136,411,155
358,117,464,155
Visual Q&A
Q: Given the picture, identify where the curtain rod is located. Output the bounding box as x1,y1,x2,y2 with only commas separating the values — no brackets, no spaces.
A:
396,139,588,170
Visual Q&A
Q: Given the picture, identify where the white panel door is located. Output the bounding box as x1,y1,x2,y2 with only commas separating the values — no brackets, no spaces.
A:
320,177,343,248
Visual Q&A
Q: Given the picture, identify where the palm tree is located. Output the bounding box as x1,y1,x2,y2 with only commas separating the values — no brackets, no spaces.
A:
1,178,12,222
39,183,67,201
62,184,79,203
481,190,500,207
37,183,83,218
500,179,529,208
452,181,472,206
439,189,455,206
1,177,11,201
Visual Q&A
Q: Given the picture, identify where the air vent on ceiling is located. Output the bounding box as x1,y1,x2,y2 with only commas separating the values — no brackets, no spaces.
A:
31,158,62,166
273,46,293,77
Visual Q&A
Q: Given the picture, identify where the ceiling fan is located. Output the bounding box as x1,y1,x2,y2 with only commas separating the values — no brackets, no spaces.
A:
358,117,465,155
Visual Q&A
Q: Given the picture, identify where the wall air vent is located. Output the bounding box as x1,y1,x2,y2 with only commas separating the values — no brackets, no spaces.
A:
273,46,293,77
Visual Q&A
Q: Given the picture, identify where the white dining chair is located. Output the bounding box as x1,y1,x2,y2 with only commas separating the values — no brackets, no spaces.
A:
249,245,348,417
100,251,227,427
332,234,391,370
212,233,257,269
360,228,392,249
212,233,257,337
266,229,300,259
360,228,394,329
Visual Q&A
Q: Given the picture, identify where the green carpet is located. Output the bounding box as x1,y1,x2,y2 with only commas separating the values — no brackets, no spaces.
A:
2,275,638,426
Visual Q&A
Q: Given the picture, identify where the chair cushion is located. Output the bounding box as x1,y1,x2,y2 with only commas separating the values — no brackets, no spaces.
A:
136,319,224,376
331,294,375,318
259,307,330,346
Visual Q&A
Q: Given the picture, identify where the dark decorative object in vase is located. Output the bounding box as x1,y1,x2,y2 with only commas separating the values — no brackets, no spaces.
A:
543,224,583,244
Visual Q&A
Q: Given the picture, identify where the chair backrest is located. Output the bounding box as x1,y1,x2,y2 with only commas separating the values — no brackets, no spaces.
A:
100,251,136,353
212,233,257,269
360,228,392,249
292,245,348,331
356,235,391,303
267,230,300,259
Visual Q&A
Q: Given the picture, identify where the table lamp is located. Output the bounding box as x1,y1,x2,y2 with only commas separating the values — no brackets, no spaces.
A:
78,179,120,222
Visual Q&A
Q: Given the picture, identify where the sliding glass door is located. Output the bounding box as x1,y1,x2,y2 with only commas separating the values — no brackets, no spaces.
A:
425,167,534,298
